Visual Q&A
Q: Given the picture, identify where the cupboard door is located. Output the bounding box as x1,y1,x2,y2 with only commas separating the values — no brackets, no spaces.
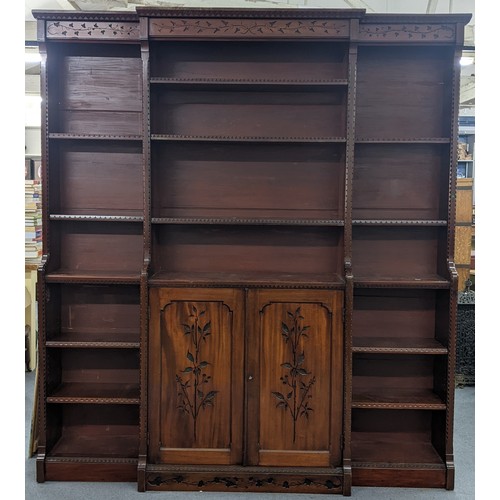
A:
149,288,244,465
247,289,343,467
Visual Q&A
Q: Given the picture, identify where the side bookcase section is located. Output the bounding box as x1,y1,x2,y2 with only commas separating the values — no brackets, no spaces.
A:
33,7,470,494
35,11,143,483
349,25,462,489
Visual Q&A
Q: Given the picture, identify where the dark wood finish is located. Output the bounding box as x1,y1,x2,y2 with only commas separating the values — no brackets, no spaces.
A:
33,6,470,493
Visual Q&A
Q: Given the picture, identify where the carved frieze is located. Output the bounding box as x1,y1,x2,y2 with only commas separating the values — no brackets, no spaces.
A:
150,18,349,38
359,23,456,41
46,21,139,40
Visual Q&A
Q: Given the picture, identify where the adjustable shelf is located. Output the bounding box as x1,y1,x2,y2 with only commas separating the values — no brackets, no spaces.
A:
47,383,140,405
50,214,144,222
355,138,450,144
45,270,141,284
49,133,142,141
151,134,346,143
150,77,349,90
353,220,447,226
353,275,450,289
47,332,140,349
152,217,344,226
352,337,447,355
351,388,446,410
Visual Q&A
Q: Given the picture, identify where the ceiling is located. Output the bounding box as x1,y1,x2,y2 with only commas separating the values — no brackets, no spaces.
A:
24,0,475,111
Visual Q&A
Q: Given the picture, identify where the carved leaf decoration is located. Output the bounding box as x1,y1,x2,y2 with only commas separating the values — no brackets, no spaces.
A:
272,391,286,401
187,351,194,362
199,361,209,368
281,362,292,369
297,352,305,366
181,367,193,373
297,368,309,376
203,321,211,333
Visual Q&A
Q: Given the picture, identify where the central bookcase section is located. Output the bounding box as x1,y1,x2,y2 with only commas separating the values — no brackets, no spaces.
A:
148,40,348,288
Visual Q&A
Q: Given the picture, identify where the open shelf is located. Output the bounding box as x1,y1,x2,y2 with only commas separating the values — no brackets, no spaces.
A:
47,221,143,279
47,382,140,404
149,40,348,82
352,337,447,355
49,133,142,141
352,388,446,410
49,434,139,459
352,226,449,285
353,143,450,221
355,45,453,141
46,404,139,458
45,270,141,284
353,289,451,352
151,225,343,279
48,139,143,217
352,432,444,465
48,46,142,136
47,334,140,348
151,134,346,143
149,271,344,288
150,88,347,139
352,353,447,410
50,214,143,222
151,141,345,220
355,138,450,144
150,77,349,89
354,275,450,288
152,217,344,226
351,408,446,466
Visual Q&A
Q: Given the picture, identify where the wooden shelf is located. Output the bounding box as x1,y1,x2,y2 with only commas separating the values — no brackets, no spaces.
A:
152,217,344,226
351,432,444,465
150,77,349,89
50,214,144,223
149,271,344,289
47,331,140,349
354,275,450,289
355,138,450,144
45,270,141,284
47,383,140,404
353,220,447,227
49,433,139,459
352,337,448,355
352,388,446,410
49,133,142,141
151,134,347,143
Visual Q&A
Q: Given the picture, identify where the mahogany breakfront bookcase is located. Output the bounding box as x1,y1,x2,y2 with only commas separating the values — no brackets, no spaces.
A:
33,7,471,495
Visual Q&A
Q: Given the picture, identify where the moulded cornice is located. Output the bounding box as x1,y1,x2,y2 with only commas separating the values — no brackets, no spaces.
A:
32,10,138,22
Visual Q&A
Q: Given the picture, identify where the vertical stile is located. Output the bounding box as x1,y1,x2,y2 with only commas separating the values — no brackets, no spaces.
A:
342,18,358,497
138,14,150,492
36,19,48,482
444,39,464,490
